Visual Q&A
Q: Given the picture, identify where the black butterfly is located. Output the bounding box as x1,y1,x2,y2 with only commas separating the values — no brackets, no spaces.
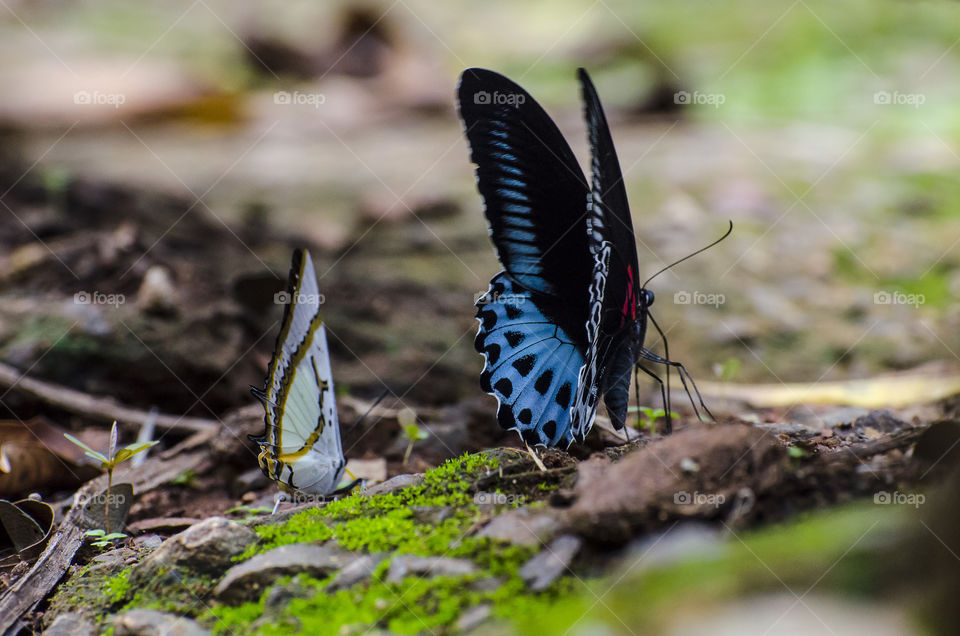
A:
458,68,723,447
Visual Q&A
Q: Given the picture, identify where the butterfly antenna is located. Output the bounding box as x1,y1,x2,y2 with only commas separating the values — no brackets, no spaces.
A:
352,388,392,430
642,220,733,289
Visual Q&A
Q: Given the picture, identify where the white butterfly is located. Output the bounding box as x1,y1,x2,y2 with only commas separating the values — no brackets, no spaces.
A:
249,249,347,500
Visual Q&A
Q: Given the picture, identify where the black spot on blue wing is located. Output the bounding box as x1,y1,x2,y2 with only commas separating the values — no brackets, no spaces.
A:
556,382,572,408
512,354,535,376
542,420,557,440
535,370,553,395
494,378,513,398
521,428,543,446
505,304,521,319
481,310,497,330
505,331,525,347
497,405,515,430
518,409,532,425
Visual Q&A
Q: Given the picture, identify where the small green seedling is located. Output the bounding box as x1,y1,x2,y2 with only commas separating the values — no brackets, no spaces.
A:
398,408,429,467
628,406,679,436
85,529,128,549
65,421,157,533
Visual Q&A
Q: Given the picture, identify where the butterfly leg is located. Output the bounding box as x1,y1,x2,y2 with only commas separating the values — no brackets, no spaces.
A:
643,313,714,422
634,363,671,434
271,491,287,515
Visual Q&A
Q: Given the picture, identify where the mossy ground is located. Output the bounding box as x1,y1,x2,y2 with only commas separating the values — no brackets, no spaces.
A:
209,451,577,634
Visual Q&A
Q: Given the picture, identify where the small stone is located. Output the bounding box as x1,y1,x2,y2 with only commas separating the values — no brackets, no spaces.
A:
327,553,385,591
410,506,454,524
241,491,257,504
112,610,209,636
386,556,477,583
456,604,492,631
42,613,95,636
364,473,423,496
131,517,257,587
680,458,700,473
215,543,355,604
133,534,163,551
476,509,561,546
519,535,582,591
137,266,178,314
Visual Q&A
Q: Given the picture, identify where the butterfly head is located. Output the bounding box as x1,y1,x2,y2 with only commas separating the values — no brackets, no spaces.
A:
640,288,654,311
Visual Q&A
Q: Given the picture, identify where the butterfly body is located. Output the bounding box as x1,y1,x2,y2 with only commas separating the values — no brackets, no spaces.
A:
249,249,346,495
459,68,657,447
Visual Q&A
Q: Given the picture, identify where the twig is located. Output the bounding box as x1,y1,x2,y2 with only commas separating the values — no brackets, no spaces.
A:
0,360,217,434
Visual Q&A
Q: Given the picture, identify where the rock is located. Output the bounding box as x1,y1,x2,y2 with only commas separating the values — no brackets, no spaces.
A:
327,553,385,591
131,517,257,587
112,610,209,636
215,543,355,604
133,534,163,551
137,266,178,314
410,506,454,524
519,535,582,591
386,556,477,583
263,578,313,611
87,547,136,575
43,613,95,636
126,517,201,534
364,473,423,496
476,508,561,546
456,604,492,631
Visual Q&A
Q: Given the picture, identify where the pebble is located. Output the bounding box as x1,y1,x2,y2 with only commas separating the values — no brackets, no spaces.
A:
215,543,355,604
42,613,95,636
131,517,257,587
476,508,561,546
519,535,582,591
112,610,209,636
386,555,477,583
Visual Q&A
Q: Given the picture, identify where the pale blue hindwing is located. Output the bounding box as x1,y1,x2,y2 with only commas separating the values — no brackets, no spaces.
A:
475,273,585,446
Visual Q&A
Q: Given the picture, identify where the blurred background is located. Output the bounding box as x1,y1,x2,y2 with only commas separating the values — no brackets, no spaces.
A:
3,0,959,425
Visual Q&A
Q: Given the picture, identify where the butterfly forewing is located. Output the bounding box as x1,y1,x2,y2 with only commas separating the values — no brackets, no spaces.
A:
251,249,346,495
570,69,646,438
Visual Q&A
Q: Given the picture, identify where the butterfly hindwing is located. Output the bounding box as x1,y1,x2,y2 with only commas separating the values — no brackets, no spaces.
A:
476,273,584,446
251,249,346,495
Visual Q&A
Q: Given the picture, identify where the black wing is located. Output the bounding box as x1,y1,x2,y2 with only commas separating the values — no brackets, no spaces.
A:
570,68,644,435
458,68,592,349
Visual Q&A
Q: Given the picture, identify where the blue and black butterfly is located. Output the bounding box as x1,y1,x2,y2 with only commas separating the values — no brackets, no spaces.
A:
458,68,725,447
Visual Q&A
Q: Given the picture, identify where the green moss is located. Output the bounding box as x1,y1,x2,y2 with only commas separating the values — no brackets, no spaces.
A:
207,453,579,634
105,569,132,604
241,452,501,560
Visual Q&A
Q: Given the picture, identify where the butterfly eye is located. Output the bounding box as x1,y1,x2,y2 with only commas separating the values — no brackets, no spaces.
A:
642,289,655,307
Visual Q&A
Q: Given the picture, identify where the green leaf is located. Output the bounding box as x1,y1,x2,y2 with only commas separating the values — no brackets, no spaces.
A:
83,450,110,466
114,441,157,465
65,433,107,462
85,529,106,537
103,532,127,540
787,446,808,458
